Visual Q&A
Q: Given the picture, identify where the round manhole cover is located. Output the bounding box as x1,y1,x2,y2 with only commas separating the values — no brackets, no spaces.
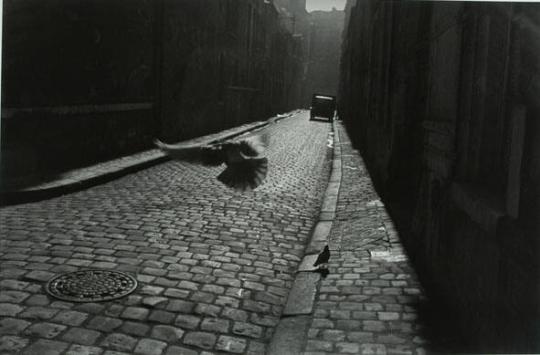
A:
45,269,138,302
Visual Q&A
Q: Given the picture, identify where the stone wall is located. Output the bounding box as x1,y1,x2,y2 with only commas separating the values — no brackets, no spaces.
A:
1,0,305,185
339,0,540,351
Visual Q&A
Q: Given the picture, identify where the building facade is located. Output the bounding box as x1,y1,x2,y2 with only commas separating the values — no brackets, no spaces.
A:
1,0,307,187
340,0,540,351
305,9,345,102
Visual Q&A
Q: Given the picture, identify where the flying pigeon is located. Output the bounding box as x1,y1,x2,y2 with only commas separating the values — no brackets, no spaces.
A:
313,245,331,268
154,133,269,192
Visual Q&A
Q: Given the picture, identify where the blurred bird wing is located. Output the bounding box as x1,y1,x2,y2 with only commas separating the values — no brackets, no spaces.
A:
233,133,270,158
154,139,224,166
217,157,268,192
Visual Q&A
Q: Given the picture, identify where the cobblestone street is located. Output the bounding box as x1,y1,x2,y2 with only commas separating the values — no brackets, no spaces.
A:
3,0,539,352
0,112,333,354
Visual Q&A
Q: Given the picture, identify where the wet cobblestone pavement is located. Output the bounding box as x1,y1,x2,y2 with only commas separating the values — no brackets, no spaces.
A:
0,112,332,354
302,123,428,355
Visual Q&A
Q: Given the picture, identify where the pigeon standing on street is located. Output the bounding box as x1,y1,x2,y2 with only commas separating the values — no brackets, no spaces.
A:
154,133,269,192
313,245,331,268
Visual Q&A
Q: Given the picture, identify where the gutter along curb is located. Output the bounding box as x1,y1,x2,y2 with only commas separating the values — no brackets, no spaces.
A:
267,118,343,355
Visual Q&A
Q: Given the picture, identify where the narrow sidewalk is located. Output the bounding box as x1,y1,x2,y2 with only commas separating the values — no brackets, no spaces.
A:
302,122,428,355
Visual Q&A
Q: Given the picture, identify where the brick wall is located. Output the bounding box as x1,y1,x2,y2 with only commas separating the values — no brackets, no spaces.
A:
339,0,540,351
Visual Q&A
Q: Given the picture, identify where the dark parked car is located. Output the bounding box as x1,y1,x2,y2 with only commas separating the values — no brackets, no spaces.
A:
310,94,336,121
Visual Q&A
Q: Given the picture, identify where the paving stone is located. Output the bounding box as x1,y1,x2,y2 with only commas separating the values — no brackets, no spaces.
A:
330,310,351,319
163,288,190,299
174,314,201,330
25,294,51,306
0,335,29,353
148,310,176,324
142,297,168,307
385,304,403,312
121,322,150,336
19,306,58,320
363,320,387,332
178,280,198,291
164,346,197,355
140,285,165,296
353,311,377,320
150,325,184,342
306,340,334,352
251,313,279,327
190,291,215,303
22,339,69,355
312,318,335,328
24,270,55,282
215,335,247,353
134,338,167,355
88,316,123,332
62,327,102,345
201,284,225,294
336,320,361,330
243,300,271,314
75,303,106,315
166,300,194,313
0,269,26,279
0,280,29,290
103,351,130,355
183,331,216,350
52,310,88,326
347,331,375,342
216,278,241,288
194,303,220,317
377,334,408,344
0,303,23,316
201,317,230,333
100,303,120,317
24,322,66,339
65,344,104,355
0,318,31,335
121,307,149,321
336,342,361,353
216,296,240,308
360,343,388,355
321,329,346,341
254,291,283,305
101,333,137,352
0,290,30,303
387,345,413,355
222,307,249,322
232,321,263,338
365,303,384,311
378,312,400,321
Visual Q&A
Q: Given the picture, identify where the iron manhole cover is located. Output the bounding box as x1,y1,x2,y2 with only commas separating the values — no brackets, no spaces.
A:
45,269,138,302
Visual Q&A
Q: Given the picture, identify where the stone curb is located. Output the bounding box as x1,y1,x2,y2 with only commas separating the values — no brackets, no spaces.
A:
0,111,297,206
267,118,342,355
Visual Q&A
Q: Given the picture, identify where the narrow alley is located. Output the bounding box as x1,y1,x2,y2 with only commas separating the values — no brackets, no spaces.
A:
2,0,540,354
